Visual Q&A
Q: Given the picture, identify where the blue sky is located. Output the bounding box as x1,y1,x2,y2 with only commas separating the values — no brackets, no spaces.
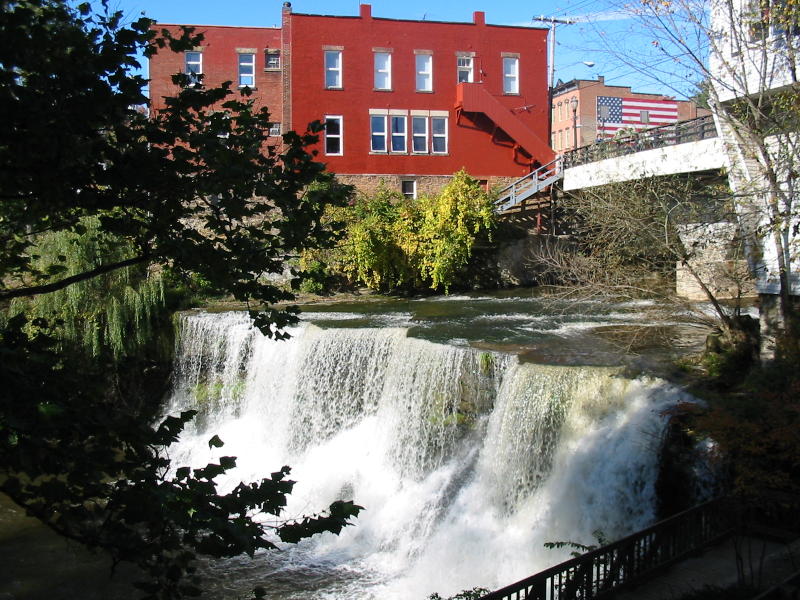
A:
108,0,700,98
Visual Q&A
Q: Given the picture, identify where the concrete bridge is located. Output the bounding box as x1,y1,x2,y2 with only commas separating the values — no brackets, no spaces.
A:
495,113,799,354
494,115,723,211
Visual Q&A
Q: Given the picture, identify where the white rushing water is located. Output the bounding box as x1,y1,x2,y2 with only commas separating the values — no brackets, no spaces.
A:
164,311,689,599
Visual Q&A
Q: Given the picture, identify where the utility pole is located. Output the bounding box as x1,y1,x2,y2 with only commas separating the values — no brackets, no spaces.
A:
533,16,575,147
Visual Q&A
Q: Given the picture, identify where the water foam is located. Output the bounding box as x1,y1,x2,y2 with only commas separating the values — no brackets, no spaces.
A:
164,311,686,599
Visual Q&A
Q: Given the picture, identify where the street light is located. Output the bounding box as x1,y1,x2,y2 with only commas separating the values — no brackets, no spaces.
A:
570,96,579,149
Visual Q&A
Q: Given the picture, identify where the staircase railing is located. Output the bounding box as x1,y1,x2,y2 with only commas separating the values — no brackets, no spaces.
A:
495,157,563,213
479,498,732,600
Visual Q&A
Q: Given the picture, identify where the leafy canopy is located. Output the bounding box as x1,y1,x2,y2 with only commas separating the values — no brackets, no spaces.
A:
0,1,359,598
0,0,351,337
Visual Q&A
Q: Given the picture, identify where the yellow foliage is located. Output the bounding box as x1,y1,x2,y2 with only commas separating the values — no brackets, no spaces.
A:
327,172,496,293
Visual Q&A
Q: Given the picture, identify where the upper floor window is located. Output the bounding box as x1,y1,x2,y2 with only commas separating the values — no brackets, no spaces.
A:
325,50,343,89
746,0,800,40
185,51,202,85
269,122,282,136
265,50,281,70
325,116,343,155
415,53,433,92
374,52,392,90
457,55,473,83
503,56,519,94
238,53,255,87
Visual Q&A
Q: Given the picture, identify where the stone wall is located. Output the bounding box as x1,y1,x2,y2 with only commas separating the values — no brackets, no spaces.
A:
334,173,518,197
675,222,756,301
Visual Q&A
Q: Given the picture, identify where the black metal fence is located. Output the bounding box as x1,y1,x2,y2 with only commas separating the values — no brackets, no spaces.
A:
479,498,732,600
562,115,718,170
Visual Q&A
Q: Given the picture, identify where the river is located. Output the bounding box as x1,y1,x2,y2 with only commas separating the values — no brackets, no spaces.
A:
160,291,702,599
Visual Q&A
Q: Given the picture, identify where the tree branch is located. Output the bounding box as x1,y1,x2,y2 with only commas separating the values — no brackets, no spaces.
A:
0,255,149,300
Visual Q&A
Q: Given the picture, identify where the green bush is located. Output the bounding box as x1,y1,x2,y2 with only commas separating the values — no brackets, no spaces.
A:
330,171,496,293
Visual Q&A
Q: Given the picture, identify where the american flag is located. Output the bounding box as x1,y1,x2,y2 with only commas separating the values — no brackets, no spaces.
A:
596,96,679,138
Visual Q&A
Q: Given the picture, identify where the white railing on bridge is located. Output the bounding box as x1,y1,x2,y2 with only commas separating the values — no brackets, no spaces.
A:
563,115,718,170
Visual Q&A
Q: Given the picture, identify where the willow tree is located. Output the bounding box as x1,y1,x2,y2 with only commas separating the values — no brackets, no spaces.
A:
0,2,357,598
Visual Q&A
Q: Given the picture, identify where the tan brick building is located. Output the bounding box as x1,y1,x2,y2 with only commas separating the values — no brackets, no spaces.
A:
551,75,710,153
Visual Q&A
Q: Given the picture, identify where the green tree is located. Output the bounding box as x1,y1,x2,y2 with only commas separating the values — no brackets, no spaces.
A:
0,1,358,598
409,170,496,292
0,0,350,336
339,184,417,291
328,171,496,293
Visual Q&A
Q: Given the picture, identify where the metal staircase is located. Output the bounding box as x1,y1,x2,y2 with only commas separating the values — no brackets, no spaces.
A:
494,158,563,213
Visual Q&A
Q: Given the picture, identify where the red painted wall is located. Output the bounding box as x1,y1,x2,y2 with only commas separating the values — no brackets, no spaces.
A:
148,7,551,180
287,6,550,179
149,25,283,129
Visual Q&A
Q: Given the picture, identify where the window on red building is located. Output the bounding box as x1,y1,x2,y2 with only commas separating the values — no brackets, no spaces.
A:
431,116,448,153
457,55,473,83
185,51,202,85
370,115,387,152
374,52,392,90
238,53,255,87
325,116,343,155
503,56,519,94
324,50,342,89
265,50,280,70
415,54,433,92
412,116,428,153
391,116,407,152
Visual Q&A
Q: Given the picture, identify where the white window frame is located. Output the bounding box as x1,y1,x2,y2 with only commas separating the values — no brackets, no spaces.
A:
370,115,387,152
374,52,392,90
324,115,343,156
401,180,417,199
269,122,281,136
265,50,281,70
324,50,343,89
185,51,202,85
415,53,433,92
456,55,473,83
411,116,428,154
238,52,256,88
431,116,448,154
503,56,519,94
390,116,407,153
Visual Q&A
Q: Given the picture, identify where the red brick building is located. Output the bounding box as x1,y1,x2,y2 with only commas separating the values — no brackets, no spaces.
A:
550,76,711,153
148,3,553,197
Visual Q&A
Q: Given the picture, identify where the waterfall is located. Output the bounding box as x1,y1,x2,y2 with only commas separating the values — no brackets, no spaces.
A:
164,311,688,599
